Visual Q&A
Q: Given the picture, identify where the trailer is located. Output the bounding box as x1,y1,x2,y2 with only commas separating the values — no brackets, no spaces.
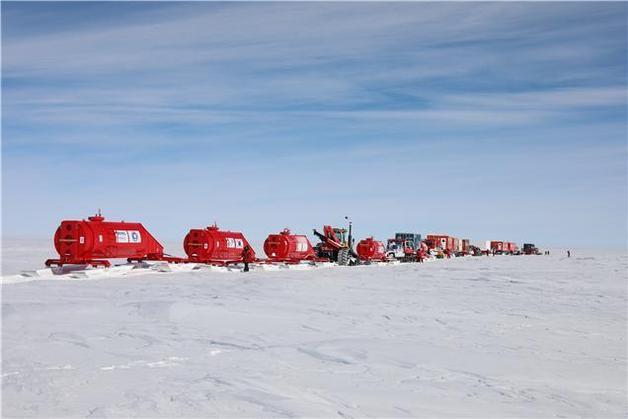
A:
489,241,505,254
183,224,255,265
490,241,518,255
454,238,471,256
45,211,171,267
425,234,456,252
263,228,317,263
356,237,387,263
505,242,518,254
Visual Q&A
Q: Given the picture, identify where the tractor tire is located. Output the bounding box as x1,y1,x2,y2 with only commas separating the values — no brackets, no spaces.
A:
337,248,350,266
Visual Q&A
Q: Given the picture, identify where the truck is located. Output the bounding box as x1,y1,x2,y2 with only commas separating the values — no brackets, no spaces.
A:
386,233,421,262
523,243,540,255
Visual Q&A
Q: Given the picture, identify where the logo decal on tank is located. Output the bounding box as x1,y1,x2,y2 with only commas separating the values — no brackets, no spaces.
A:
226,238,244,249
115,230,142,243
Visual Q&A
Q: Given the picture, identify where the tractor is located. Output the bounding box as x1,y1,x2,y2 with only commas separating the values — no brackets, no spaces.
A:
312,219,359,266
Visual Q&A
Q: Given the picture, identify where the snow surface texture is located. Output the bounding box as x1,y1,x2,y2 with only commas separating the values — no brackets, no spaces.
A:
2,244,627,417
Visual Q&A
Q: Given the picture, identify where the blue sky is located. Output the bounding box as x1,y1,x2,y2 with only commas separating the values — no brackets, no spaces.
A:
2,2,627,249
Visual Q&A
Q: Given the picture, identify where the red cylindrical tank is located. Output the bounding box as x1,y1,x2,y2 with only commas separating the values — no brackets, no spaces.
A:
356,237,387,262
45,212,164,267
263,228,315,262
183,224,255,264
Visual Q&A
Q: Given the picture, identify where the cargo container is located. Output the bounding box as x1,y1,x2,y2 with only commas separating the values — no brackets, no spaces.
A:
505,242,517,254
425,234,456,252
490,241,505,253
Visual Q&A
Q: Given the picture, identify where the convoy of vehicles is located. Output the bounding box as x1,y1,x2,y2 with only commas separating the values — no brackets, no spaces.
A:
44,211,540,268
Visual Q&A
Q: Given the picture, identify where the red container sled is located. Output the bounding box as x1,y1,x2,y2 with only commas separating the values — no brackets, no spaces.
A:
263,229,316,263
356,237,387,262
183,224,255,265
45,212,165,267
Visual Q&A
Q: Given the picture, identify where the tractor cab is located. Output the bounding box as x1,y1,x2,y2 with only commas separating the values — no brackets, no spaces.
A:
331,227,348,247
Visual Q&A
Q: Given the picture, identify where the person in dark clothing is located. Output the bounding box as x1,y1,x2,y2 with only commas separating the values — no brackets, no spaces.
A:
241,245,254,272
567,250,571,258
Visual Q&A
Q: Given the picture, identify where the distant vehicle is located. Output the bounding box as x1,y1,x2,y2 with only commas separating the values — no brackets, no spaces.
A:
490,241,518,255
313,221,359,265
455,238,471,256
425,234,457,252
468,245,483,256
386,233,421,262
523,243,541,255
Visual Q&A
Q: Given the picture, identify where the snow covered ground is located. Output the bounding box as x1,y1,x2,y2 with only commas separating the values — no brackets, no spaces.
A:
2,241,626,417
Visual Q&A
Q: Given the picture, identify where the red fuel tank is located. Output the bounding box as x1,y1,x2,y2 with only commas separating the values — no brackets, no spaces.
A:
356,237,387,262
263,228,315,262
45,212,164,267
183,224,255,265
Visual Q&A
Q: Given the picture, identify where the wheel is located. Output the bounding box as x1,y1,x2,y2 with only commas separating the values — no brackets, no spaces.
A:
337,248,350,266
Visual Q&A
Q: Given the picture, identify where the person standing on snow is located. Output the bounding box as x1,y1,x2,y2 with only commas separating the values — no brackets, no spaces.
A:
241,245,254,272
567,250,571,258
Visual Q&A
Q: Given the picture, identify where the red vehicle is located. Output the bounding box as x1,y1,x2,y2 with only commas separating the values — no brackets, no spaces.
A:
490,241,505,253
505,242,518,254
461,239,470,254
263,228,316,263
356,237,387,262
183,224,255,265
313,223,358,265
415,241,429,260
453,237,461,253
490,241,518,254
425,234,456,252
45,211,166,267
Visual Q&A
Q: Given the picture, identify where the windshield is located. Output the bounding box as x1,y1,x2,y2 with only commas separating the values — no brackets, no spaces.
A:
333,228,346,244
